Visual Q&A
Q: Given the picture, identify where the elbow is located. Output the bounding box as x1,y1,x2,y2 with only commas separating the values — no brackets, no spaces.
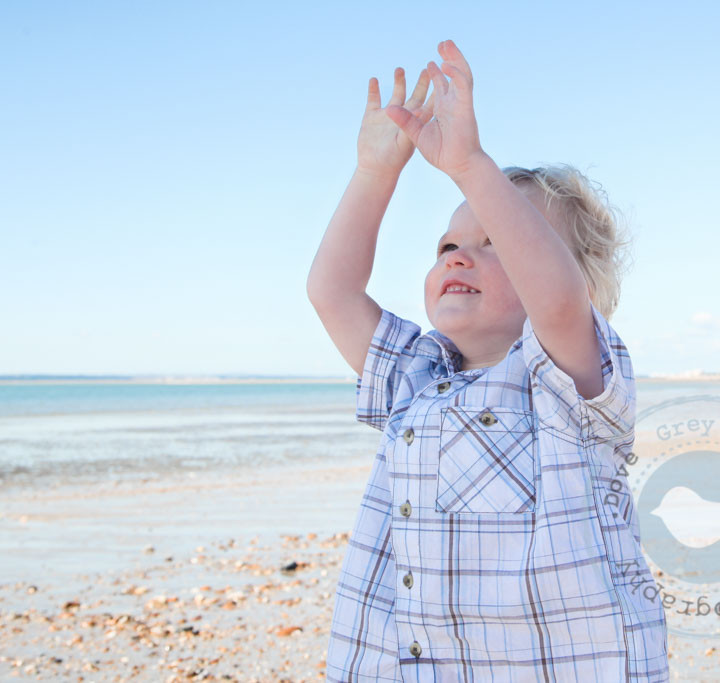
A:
306,274,333,312
541,272,592,322
306,273,324,307
547,286,593,329
306,267,319,300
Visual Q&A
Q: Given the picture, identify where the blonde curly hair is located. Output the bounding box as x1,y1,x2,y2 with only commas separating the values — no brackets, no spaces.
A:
502,163,634,321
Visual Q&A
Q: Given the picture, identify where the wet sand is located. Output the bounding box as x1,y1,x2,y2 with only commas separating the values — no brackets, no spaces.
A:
2,454,720,680
0,463,369,681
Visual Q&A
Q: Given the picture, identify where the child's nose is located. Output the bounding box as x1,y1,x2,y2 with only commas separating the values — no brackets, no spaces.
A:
445,247,474,267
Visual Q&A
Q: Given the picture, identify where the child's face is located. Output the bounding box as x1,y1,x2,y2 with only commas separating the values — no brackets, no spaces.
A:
424,187,570,366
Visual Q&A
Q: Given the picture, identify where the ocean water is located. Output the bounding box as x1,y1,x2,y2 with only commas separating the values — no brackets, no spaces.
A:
1,380,719,490
0,382,365,489
0,382,357,417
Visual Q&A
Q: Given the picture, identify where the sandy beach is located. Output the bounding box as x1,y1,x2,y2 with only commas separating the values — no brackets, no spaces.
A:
2,382,720,680
1,463,719,681
0,464,368,682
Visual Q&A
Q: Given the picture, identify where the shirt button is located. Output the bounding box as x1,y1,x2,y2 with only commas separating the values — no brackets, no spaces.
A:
409,641,422,657
403,572,414,588
480,410,497,426
400,501,412,517
402,428,414,444
437,381,451,393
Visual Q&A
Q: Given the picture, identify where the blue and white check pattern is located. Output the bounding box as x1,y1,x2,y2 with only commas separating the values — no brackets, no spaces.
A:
326,303,669,682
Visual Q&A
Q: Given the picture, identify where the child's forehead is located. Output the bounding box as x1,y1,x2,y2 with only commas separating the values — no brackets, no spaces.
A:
443,190,570,243
441,202,484,237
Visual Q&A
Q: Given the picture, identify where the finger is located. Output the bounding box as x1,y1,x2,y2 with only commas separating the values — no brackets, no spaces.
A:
385,105,425,146
405,68,430,108
388,67,407,107
427,61,449,95
366,77,381,111
425,87,436,113
416,88,436,124
440,61,471,93
438,40,473,86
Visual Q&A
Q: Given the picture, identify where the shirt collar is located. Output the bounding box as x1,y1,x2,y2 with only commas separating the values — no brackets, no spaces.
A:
412,326,527,378
411,329,464,375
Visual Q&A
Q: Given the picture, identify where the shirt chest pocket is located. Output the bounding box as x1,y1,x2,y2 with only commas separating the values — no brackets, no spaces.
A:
435,405,537,515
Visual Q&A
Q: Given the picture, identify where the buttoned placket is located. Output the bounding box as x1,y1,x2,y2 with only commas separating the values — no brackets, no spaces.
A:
394,345,457,664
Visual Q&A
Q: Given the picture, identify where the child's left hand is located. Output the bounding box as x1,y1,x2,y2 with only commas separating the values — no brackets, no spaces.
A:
385,40,485,180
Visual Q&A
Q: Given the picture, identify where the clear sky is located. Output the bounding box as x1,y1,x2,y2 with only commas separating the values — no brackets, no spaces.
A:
2,1,718,378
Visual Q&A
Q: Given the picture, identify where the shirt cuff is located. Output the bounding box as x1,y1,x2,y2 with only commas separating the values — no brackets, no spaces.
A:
355,308,422,432
522,301,635,442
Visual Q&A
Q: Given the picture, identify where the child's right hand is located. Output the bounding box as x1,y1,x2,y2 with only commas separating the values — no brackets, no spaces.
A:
357,67,435,179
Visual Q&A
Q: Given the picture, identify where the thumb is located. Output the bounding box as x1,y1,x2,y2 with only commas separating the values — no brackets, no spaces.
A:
385,105,424,145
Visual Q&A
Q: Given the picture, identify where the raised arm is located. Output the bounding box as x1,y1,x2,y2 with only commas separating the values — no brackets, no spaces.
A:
385,40,603,400
307,67,434,376
306,168,390,376
452,154,603,399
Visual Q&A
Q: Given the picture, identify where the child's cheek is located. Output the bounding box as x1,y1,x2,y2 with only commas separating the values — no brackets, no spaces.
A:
490,263,522,309
424,269,437,300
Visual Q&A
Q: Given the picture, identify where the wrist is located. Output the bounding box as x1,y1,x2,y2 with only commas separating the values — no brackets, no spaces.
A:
354,164,402,187
449,151,493,190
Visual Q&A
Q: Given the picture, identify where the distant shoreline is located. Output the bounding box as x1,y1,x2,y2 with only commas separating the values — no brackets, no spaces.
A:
0,377,359,386
1,375,719,386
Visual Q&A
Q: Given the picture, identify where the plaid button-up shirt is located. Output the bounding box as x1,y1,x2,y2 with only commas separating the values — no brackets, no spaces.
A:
326,303,669,682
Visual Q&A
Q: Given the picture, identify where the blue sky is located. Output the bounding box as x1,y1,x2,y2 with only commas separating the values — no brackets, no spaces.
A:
1,1,718,377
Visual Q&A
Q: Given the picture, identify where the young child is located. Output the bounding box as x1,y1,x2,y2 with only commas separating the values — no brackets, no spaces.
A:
307,40,669,682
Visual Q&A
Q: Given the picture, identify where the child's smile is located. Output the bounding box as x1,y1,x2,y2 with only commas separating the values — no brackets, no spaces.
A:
425,188,570,371
426,201,524,320
441,279,481,296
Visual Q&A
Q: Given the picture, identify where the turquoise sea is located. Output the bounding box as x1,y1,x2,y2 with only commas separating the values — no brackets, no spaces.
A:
0,381,356,417
0,382,360,489
1,380,719,490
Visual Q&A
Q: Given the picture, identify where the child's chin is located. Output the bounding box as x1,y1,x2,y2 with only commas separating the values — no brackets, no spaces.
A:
433,310,478,329
437,300,480,315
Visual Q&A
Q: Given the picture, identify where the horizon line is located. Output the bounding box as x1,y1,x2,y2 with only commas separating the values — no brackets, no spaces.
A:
1,371,720,383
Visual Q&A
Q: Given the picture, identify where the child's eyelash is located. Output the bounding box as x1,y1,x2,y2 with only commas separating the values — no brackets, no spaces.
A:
438,238,491,255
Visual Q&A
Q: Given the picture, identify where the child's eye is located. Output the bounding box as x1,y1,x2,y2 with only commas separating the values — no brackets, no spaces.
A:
437,238,491,257
438,243,457,255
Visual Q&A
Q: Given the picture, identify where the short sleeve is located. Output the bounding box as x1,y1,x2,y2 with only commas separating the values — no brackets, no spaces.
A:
355,308,422,432
522,301,636,442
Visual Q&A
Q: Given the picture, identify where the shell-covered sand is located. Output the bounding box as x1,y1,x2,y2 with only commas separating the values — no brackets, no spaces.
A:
1,529,346,681
2,526,719,681
2,438,720,680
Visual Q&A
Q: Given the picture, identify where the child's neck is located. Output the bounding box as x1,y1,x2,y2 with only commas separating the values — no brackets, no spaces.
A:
461,358,502,371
